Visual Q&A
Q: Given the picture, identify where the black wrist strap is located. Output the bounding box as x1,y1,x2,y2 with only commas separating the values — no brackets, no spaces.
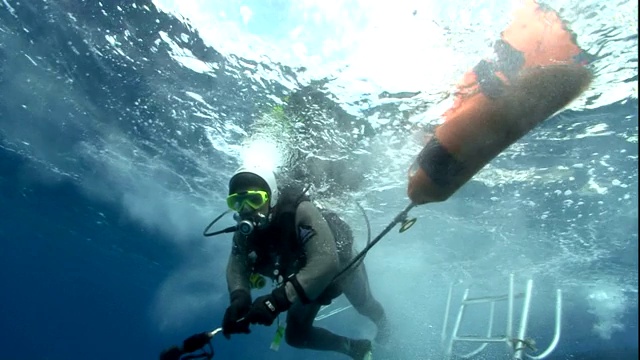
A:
287,274,311,304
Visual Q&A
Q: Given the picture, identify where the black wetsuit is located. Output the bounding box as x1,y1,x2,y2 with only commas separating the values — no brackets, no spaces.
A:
225,189,386,356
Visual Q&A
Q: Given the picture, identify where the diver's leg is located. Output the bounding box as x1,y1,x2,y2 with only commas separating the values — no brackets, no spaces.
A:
285,301,372,359
342,262,390,344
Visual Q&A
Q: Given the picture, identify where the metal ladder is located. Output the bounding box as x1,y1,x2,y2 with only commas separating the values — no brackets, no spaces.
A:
442,274,562,360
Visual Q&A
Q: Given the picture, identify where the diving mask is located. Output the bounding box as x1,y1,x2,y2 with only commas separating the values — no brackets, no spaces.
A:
226,190,269,211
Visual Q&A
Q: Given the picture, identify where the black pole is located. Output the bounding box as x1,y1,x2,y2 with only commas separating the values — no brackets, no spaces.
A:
332,202,416,282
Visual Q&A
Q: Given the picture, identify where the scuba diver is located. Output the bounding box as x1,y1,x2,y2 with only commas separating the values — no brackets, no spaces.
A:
221,164,389,360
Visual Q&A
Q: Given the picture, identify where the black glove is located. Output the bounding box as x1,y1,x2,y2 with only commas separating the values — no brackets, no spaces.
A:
159,346,182,360
182,332,212,353
222,289,252,339
246,286,291,326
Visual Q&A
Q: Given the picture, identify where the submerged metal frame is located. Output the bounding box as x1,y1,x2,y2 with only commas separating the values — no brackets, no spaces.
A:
442,274,562,360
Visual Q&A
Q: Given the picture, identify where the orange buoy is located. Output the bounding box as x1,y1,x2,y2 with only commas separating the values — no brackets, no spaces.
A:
407,0,593,205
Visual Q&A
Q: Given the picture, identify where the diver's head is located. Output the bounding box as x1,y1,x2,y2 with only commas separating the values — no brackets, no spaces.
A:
227,165,279,233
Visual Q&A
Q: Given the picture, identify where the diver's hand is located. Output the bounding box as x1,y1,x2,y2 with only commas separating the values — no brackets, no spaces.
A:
222,290,252,338
246,286,291,326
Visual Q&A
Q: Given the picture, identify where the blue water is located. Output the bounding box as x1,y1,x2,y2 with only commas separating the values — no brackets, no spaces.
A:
1,1,637,359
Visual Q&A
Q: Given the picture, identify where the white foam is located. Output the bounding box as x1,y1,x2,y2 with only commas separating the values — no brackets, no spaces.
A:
587,177,609,195
158,31,217,74
587,286,627,339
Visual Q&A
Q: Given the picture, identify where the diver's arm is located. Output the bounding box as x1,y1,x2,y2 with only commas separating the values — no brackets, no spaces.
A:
226,232,251,294
284,201,340,303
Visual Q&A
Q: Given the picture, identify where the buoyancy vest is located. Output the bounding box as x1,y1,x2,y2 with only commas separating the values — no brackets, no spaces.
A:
246,185,353,284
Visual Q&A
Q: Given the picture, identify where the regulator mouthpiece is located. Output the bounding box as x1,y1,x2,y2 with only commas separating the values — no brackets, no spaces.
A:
237,219,255,235
233,212,268,236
